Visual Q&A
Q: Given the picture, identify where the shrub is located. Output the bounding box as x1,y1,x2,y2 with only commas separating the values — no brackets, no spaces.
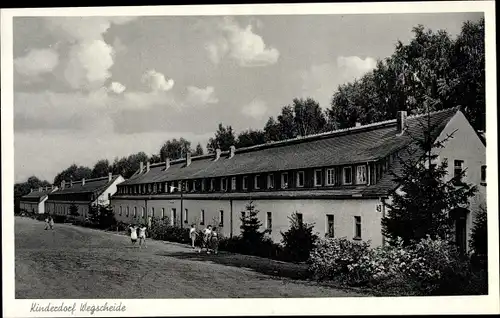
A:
147,217,191,244
308,237,373,285
469,205,487,268
281,212,318,262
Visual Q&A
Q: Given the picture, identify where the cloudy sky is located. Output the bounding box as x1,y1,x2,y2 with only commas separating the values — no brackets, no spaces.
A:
13,12,483,183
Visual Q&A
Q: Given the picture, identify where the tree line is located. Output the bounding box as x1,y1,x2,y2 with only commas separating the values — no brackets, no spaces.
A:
15,18,484,200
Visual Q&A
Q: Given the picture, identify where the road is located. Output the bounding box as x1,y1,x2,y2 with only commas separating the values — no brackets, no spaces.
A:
15,216,364,298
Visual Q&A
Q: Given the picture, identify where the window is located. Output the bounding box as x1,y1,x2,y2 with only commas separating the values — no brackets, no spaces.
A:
184,209,188,223
126,206,130,217
192,180,197,192
133,207,137,217
254,175,261,190
314,169,322,186
221,178,227,191
326,168,335,186
171,208,177,226
119,206,123,216
219,210,224,227
201,179,206,192
151,207,155,217
296,171,305,187
165,182,169,193
148,183,152,193
210,179,215,191
241,211,246,220
326,215,334,237
231,177,237,190
200,210,205,225
266,212,272,230
281,172,289,189
108,193,111,200
296,213,303,224
481,165,486,185
343,167,353,185
242,176,248,190
356,165,367,184
454,160,465,184
354,216,362,239
153,183,157,193
267,174,275,189
161,208,165,219
185,181,190,192
141,207,145,218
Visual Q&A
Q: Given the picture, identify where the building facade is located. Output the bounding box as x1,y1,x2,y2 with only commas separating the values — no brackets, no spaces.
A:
20,186,58,214
45,173,125,220
111,108,486,250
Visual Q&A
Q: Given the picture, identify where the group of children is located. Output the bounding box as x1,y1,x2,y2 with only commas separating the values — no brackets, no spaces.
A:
129,224,148,248
44,216,54,230
190,224,219,254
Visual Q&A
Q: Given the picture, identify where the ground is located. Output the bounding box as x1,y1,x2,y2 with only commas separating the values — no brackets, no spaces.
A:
15,217,364,298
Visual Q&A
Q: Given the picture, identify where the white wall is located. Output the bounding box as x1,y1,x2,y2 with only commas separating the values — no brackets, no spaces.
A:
111,197,383,246
97,176,125,206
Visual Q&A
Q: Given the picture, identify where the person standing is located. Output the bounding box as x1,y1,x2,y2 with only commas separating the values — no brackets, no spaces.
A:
138,225,147,249
210,227,219,255
48,216,54,230
44,216,50,230
189,224,198,249
203,225,212,254
129,225,138,246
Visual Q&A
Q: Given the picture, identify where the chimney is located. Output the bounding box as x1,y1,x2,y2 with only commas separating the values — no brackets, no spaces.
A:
396,111,407,134
165,158,170,170
51,185,54,190
70,180,73,188
38,187,42,192
229,145,236,158
215,148,221,161
108,172,112,182
355,122,361,127
61,180,66,189
139,162,144,174
82,178,85,186
186,152,192,166
146,162,151,173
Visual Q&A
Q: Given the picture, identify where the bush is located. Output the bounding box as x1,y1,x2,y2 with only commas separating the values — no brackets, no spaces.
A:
218,235,285,260
469,205,487,269
281,212,318,263
147,217,190,244
308,237,373,285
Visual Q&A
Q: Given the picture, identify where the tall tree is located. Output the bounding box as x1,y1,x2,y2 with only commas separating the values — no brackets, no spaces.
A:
53,164,92,186
91,159,111,178
111,152,149,178
264,117,281,142
381,113,477,246
277,105,298,140
207,123,236,152
328,19,485,131
292,98,328,136
159,138,192,161
150,154,162,163
192,143,204,156
236,129,267,148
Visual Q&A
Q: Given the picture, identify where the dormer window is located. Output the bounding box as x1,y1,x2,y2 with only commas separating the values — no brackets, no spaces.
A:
210,179,215,191
201,179,206,192
231,177,237,191
153,183,157,193
267,174,275,189
356,165,367,184
343,167,353,185
242,176,248,190
254,175,261,190
185,180,190,192
314,169,322,187
281,172,289,189
221,178,227,191
296,171,305,187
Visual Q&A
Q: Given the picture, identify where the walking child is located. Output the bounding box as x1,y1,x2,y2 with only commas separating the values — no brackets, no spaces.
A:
210,227,219,255
189,224,197,249
138,225,147,248
48,216,54,230
203,225,212,254
44,216,49,230
129,225,138,246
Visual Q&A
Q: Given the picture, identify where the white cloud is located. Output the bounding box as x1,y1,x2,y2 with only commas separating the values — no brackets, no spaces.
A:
109,82,126,94
337,56,377,79
207,17,279,67
43,17,136,90
14,48,59,78
141,69,175,92
241,99,268,119
185,86,218,107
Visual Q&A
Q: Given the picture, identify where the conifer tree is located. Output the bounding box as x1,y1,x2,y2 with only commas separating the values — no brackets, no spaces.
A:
240,200,265,244
381,111,477,246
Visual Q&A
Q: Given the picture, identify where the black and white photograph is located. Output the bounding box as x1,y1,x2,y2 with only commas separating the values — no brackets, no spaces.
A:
1,1,498,316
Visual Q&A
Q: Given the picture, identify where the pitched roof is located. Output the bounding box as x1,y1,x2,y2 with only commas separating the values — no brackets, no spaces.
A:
21,187,56,202
47,175,122,199
120,107,460,189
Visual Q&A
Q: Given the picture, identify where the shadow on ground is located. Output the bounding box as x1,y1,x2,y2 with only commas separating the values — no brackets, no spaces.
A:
156,250,311,280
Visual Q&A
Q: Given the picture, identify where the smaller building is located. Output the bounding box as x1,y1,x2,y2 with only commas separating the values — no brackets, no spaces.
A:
20,186,58,214
45,173,125,220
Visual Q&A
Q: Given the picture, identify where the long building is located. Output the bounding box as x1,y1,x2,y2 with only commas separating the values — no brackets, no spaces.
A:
20,186,58,214
111,108,486,252
46,173,125,220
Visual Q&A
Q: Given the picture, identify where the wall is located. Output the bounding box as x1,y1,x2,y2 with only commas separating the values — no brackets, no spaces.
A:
20,201,41,214
111,197,383,246
97,176,126,206
45,200,91,220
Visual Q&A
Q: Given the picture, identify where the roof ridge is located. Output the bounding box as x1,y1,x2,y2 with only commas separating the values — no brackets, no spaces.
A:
64,174,117,183
407,106,460,120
